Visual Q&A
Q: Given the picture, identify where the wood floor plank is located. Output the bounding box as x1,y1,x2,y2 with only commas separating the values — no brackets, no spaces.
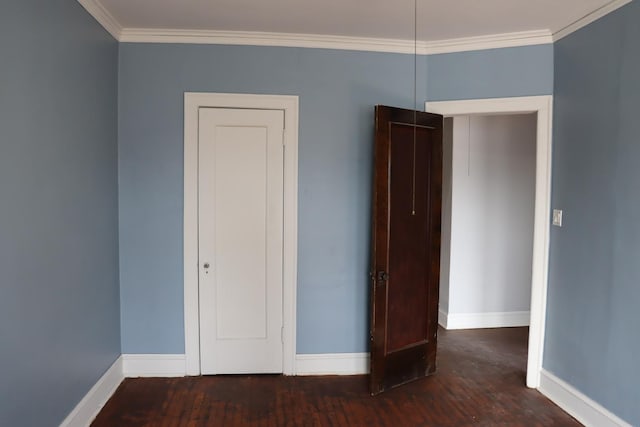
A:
93,328,580,426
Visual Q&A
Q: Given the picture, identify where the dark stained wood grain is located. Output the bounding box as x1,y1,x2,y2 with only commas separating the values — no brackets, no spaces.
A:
370,105,443,394
92,327,581,427
386,124,430,352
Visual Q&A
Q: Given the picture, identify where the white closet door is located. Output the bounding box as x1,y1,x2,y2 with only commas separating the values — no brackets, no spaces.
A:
198,107,284,374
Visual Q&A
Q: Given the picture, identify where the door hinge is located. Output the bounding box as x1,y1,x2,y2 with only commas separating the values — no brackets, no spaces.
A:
281,326,284,344
376,271,389,282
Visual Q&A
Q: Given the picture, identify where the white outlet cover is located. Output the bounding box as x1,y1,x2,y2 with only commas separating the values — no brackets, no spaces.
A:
553,209,563,227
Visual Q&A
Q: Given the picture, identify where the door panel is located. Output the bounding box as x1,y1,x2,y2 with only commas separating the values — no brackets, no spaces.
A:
386,124,432,353
370,106,443,395
198,107,284,375
213,126,269,340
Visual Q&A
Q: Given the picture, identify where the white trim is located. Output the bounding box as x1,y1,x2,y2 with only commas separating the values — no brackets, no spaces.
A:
119,28,552,54
539,370,633,427
184,93,298,376
438,308,448,329
59,357,124,427
295,353,369,376
552,0,632,42
426,95,553,389
79,0,629,53
439,311,531,330
76,0,122,40
419,30,552,55
122,354,186,377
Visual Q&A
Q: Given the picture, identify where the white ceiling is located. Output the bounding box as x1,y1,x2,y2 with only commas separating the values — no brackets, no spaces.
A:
98,0,617,41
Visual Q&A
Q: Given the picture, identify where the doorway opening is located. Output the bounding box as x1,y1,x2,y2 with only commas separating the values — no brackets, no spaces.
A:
440,113,537,329
426,96,553,388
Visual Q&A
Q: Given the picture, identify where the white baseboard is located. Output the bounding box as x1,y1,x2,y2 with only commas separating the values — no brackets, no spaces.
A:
438,308,449,328
539,369,632,427
121,353,370,377
58,351,372,426
60,356,124,427
295,353,369,376
439,310,530,330
122,354,186,377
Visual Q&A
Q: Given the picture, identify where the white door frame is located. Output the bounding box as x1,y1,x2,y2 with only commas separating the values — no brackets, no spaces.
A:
426,95,553,389
184,92,299,375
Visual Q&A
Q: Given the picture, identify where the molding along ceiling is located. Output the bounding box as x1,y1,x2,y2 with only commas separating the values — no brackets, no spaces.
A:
117,29,554,55
78,0,632,54
77,0,122,40
552,0,632,41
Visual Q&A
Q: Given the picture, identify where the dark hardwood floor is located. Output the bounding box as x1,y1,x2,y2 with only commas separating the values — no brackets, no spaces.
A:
93,327,580,426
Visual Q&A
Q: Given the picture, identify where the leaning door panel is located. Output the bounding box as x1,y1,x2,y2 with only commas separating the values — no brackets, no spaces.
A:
370,106,443,395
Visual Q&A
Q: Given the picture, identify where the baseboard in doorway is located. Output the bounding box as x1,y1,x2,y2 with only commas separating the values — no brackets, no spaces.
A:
59,356,124,427
122,354,187,377
295,353,369,376
438,308,449,328
539,369,632,427
439,310,530,330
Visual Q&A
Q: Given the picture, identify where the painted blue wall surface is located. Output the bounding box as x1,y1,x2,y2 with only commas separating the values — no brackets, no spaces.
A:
118,44,427,354
427,44,554,101
0,1,120,426
545,2,640,425
118,42,555,355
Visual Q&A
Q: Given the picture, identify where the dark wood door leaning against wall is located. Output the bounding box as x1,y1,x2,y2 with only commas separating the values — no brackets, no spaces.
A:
369,105,443,395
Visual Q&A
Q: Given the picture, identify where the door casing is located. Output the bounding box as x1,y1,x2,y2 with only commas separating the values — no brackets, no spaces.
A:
184,92,299,375
426,95,553,389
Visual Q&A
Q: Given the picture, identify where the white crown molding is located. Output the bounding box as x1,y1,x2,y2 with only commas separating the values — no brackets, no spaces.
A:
423,30,553,55
79,0,631,53
552,0,632,41
78,0,632,55
77,0,122,40
118,28,553,54
539,369,632,427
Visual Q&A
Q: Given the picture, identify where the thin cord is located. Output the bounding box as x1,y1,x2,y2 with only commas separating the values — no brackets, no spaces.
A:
411,0,417,216
468,116,471,176
413,0,418,114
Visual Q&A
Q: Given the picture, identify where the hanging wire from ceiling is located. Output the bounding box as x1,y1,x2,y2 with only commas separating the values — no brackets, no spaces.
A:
411,0,418,216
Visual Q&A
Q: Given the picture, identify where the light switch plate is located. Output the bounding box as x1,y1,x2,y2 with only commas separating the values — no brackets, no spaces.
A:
553,209,563,227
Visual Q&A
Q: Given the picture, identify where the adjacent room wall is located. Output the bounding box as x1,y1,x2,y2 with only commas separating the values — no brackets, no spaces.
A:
0,1,120,426
441,114,536,328
439,118,454,316
118,42,553,356
545,1,640,425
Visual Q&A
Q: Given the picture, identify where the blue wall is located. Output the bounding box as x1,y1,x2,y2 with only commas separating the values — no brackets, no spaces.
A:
118,42,552,355
0,1,120,426
1,0,635,422
426,44,554,101
118,44,427,354
545,2,639,425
